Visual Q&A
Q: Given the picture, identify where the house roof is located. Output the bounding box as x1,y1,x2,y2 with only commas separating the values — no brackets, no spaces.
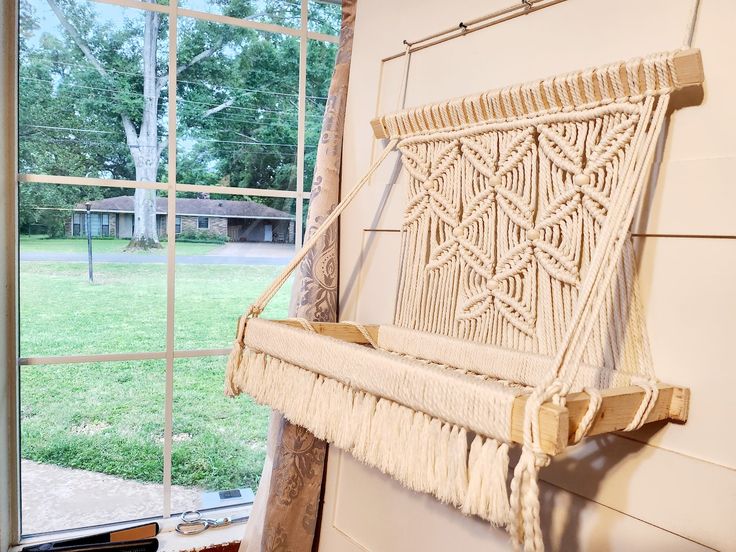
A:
74,196,294,220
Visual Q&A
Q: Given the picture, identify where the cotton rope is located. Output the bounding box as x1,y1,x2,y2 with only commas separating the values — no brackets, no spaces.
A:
341,320,378,348
238,137,398,324
572,387,602,444
226,49,691,552
288,317,317,332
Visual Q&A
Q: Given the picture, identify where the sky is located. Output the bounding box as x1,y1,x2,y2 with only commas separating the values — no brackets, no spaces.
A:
27,0,305,46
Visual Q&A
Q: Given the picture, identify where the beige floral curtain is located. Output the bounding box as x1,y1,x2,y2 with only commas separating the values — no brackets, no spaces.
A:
239,1,357,550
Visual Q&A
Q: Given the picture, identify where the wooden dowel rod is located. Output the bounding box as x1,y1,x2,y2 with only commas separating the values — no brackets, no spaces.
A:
272,320,689,456
383,0,566,62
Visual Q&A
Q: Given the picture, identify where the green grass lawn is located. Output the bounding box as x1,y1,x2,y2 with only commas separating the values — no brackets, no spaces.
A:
21,357,269,490
19,259,293,491
20,235,220,256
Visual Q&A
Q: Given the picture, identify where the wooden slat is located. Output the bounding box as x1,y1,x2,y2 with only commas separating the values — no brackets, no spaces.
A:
672,48,704,87
511,384,689,455
370,118,389,140
270,320,689,455
277,320,380,344
511,396,569,455
370,49,704,139
372,120,389,140
564,384,689,437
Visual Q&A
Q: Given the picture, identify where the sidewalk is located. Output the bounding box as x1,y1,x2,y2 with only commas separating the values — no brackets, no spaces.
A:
21,460,200,535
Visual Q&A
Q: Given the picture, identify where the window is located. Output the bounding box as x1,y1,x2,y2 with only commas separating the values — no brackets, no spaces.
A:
72,213,82,237
101,213,110,237
15,0,340,538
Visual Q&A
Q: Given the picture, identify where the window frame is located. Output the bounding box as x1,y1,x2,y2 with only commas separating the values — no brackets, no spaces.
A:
197,216,209,230
100,213,109,237
1,0,19,547
7,0,340,544
72,213,82,237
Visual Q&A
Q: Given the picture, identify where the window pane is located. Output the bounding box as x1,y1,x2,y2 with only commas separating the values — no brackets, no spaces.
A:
18,182,168,357
305,39,338,192
172,356,268,513
20,360,165,535
19,0,169,182
175,194,296,350
176,18,300,192
180,0,302,29
308,0,341,35
301,197,309,242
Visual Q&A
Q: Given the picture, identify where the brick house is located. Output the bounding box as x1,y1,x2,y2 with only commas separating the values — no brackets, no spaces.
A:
69,196,295,243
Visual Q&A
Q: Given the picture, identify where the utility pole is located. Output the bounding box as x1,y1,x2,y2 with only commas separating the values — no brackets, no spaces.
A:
85,201,94,283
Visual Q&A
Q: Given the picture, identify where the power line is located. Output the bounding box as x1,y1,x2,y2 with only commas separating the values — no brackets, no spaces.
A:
21,124,119,135
21,135,309,152
19,76,326,124
19,120,325,147
24,60,331,99
178,78,328,100
21,128,311,149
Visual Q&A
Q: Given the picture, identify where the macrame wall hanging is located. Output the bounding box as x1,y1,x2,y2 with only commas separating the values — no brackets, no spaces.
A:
226,48,703,551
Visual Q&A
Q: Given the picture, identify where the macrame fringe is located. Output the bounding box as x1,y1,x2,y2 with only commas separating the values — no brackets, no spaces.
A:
509,446,549,552
224,338,244,397
227,347,512,527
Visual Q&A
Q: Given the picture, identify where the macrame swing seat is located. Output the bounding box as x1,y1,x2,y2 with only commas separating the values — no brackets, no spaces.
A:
226,49,703,551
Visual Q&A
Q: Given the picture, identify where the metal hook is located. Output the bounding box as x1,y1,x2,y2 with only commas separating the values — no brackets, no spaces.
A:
522,0,533,10
458,21,468,33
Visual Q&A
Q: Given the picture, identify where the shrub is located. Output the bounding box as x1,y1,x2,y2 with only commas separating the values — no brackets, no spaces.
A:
41,211,67,238
176,230,228,244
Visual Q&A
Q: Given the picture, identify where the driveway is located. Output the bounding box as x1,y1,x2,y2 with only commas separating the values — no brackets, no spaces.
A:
20,242,295,265
208,242,294,259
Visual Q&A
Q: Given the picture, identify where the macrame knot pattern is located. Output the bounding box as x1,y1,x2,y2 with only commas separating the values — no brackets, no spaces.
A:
394,102,650,377
226,50,682,552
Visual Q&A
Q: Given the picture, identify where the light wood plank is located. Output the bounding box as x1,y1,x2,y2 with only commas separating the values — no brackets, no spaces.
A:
276,320,380,344
672,48,704,87
370,118,389,140
370,49,704,138
564,385,689,439
511,396,569,455
271,320,689,455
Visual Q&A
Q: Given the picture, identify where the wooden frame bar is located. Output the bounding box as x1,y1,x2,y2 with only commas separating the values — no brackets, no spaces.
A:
273,320,690,455
370,48,704,140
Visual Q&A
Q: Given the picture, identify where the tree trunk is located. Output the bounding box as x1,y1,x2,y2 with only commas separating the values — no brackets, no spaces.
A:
126,5,162,250
48,0,225,251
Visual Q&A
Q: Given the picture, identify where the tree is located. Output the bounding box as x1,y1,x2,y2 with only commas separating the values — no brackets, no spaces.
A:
44,0,221,249
20,0,341,239
175,6,340,214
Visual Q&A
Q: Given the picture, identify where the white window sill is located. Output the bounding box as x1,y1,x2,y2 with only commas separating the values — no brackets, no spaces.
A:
157,522,245,552
12,505,250,552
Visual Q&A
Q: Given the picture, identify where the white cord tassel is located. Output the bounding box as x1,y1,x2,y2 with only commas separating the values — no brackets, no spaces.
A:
509,446,549,551
224,316,248,396
508,381,561,552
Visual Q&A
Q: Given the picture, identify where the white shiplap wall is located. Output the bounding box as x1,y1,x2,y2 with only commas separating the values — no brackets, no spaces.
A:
322,0,736,550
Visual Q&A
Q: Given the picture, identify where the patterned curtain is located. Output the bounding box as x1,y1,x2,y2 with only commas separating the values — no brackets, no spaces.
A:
238,1,357,550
